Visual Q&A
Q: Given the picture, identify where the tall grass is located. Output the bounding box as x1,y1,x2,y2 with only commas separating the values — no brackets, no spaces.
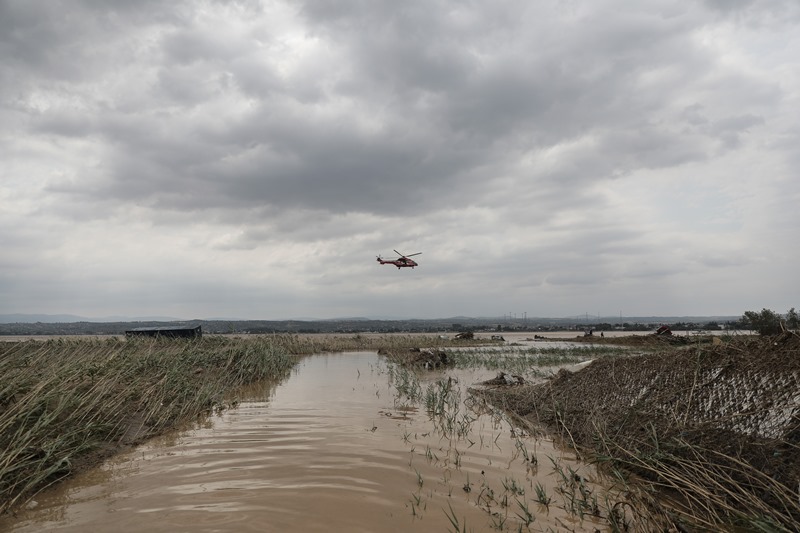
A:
291,333,496,354
0,336,296,512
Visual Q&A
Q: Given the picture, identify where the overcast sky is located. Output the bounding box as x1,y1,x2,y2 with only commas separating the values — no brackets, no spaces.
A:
1,0,798,321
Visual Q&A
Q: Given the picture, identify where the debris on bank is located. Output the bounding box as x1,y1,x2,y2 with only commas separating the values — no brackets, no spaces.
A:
655,324,672,335
379,347,451,369
479,372,525,386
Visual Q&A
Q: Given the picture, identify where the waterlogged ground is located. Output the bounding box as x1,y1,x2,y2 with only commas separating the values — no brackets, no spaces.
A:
2,349,632,532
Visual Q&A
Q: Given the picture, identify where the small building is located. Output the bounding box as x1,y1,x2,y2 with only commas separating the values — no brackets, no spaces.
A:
125,325,202,339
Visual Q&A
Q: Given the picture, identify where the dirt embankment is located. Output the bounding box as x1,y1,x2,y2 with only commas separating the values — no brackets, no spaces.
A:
474,332,800,530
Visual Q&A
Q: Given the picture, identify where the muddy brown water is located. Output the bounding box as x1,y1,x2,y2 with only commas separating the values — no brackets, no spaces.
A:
2,351,625,532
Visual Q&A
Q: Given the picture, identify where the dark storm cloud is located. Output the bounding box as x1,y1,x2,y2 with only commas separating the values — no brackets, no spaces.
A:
0,8,625,196
11,0,780,227
0,1,175,79
300,1,705,139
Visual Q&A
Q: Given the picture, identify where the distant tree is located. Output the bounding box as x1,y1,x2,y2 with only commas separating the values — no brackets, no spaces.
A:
725,318,746,330
742,308,783,336
787,308,799,331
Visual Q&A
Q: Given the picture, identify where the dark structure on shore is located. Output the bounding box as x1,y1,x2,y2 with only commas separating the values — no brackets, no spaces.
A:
125,325,202,338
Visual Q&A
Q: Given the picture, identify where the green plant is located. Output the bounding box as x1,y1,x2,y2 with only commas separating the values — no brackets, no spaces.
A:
534,482,551,507
514,497,534,526
444,501,471,533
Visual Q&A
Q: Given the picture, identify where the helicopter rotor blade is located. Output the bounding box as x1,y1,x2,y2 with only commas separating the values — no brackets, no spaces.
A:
393,249,421,258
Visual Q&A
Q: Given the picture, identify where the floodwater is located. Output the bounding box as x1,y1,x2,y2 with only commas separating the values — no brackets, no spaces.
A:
2,352,626,532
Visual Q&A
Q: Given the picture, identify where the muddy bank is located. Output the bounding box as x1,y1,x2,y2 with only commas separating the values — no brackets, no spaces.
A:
473,332,800,530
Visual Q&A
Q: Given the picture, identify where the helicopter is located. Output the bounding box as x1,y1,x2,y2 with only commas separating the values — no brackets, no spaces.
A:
377,250,422,269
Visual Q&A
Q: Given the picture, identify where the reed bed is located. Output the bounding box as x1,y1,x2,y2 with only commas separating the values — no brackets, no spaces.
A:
276,332,497,355
0,336,302,513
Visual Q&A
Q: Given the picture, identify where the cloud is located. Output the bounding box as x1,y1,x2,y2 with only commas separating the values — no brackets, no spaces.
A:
0,0,798,319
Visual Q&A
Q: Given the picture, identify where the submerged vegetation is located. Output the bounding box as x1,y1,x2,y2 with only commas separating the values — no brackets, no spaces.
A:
386,348,662,531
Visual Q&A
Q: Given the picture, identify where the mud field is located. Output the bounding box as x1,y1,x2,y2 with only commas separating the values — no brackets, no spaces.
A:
476,332,800,530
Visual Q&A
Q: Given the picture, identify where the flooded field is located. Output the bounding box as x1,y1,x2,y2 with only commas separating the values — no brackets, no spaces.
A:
1,350,631,532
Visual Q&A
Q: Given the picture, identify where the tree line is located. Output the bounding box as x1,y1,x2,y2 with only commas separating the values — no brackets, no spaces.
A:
742,307,799,336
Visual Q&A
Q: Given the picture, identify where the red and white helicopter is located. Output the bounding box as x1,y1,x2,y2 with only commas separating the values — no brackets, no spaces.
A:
377,250,421,269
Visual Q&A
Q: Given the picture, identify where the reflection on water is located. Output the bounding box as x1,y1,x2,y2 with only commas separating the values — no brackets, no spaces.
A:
2,352,621,532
